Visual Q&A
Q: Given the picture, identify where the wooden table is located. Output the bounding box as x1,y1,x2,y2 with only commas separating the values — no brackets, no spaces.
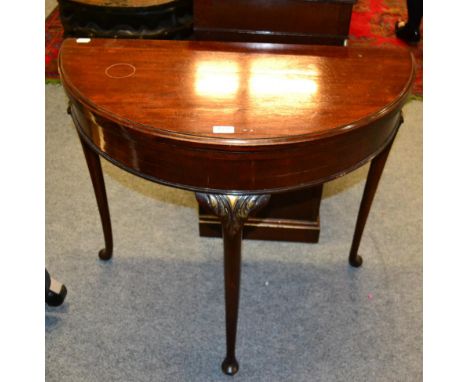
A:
59,38,414,375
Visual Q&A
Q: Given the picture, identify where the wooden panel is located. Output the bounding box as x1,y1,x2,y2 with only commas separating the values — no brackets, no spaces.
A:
194,0,355,45
71,0,175,7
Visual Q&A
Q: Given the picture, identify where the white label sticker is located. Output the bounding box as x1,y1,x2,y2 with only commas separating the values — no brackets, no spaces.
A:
213,125,235,134
76,38,91,43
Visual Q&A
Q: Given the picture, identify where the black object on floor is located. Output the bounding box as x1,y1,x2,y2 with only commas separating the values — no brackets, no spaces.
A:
395,21,421,44
45,269,67,307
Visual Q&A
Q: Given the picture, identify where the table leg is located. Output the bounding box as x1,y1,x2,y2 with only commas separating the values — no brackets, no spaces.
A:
195,193,270,375
348,119,402,267
78,134,113,261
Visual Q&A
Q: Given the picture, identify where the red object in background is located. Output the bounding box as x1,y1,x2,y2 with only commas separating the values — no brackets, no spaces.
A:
349,0,422,96
45,0,422,95
45,8,63,82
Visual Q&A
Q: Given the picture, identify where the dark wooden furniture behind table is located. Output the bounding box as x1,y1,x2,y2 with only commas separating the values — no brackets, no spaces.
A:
59,38,414,375
194,0,357,45
58,0,193,39
194,0,356,242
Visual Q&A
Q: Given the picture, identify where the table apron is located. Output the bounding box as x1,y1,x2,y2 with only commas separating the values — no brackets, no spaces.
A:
70,100,402,194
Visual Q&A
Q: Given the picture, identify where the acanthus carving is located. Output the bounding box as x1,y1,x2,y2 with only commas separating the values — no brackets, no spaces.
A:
195,193,270,237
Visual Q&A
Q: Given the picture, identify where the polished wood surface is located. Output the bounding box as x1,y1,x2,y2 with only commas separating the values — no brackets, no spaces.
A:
59,38,414,375
61,39,412,142
194,0,356,46
60,38,413,193
71,0,174,6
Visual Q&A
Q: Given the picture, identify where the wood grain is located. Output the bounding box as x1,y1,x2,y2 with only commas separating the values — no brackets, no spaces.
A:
194,0,356,45
71,0,175,7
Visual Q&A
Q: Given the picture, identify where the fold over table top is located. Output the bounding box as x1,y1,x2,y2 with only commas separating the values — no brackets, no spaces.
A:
60,38,414,145
59,38,414,192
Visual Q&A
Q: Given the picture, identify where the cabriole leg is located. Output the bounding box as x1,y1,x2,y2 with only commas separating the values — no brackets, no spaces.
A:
349,116,403,267
196,193,270,375
78,133,113,260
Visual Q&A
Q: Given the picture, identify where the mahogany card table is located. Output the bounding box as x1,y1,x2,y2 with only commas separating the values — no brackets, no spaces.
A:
59,38,414,375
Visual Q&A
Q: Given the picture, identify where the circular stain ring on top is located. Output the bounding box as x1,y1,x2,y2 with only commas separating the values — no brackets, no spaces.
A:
105,63,136,79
